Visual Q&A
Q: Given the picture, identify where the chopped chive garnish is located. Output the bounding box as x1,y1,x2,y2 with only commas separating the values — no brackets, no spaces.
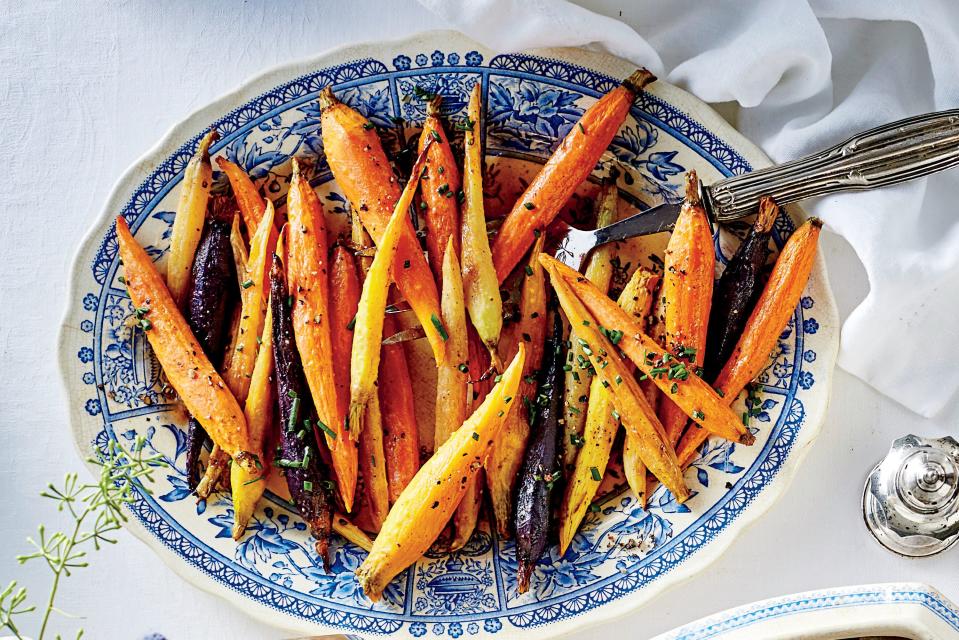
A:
525,265,534,276
472,432,479,440
362,122,375,130
458,363,469,373
430,130,442,142
590,466,602,481
243,476,265,485
317,420,337,439
346,314,356,331
287,397,301,431
693,409,706,420
494,374,503,383
241,279,254,289
670,383,679,394
578,122,586,134
430,313,449,341
303,480,313,491
524,202,535,210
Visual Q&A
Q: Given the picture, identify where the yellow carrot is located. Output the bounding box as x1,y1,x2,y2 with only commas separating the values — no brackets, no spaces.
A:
356,344,526,602
434,238,469,448
542,256,689,502
562,181,618,471
548,256,752,445
461,83,503,362
558,267,659,553
333,512,374,552
349,144,433,439
232,304,275,539
167,129,217,307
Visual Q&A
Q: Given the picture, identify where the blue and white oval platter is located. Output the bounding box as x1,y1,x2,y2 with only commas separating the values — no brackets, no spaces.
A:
59,31,839,640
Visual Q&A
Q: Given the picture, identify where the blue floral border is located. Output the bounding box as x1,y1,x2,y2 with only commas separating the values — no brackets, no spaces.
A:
75,49,819,636
662,587,959,639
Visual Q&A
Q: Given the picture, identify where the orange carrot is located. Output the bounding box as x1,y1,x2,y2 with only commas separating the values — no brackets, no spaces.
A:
485,235,548,538
319,87,447,364
115,216,255,469
418,96,461,281
491,69,656,281
215,157,266,232
286,159,357,511
676,217,823,467
659,171,715,448
380,312,422,503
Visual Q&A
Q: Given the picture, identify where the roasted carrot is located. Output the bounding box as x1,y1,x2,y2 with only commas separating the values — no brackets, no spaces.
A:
232,304,275,539
620,270,660,502
543,256,689,501
286,159,358,511
115,216,256,470
355,391,390,532
350,216,420,503
419,96,461,281
330,244,391,528
486,234,547,538
329,246,361,424
450,330,493,549
677,217,822,467
223,203,275,404
333,512,374,552
491,70,656,281
168,129,218,307
270,256,333,568
380,312,421,503
216,156,279,290
704,196,778,380
349,144,432,440
461,83,503,360
435,238,470,449
548,255,753,446
319,87,447,364
561,181,618,471
183,201,236,490
356,344,526,602
515,312,565,593
558,267,657,554
659,171,715,449
215,156,266,233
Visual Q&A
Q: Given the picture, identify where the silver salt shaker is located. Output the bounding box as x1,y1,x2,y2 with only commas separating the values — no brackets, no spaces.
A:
862,434,959,557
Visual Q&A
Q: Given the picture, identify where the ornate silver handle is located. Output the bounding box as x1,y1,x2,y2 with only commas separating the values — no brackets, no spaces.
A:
706,109,959,221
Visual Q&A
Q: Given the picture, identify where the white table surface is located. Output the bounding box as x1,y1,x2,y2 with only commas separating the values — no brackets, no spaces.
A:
1,1,956,638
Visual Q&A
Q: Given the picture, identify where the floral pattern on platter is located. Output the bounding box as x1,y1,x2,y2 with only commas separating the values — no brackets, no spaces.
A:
64,46,833,639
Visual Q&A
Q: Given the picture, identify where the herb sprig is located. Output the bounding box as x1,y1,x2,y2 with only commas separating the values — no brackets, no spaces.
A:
1,436,166,639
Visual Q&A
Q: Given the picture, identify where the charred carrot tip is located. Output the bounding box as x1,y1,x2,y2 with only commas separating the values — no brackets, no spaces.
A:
740,431,757,446
809,217,824,228
622,68,657,94
318,86,338,110
684,170,700,204
756,196,779,232
427,94,443,116
198,128,219,161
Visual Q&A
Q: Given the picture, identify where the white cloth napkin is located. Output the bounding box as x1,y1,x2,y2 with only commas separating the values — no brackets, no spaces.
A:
419,0,959,417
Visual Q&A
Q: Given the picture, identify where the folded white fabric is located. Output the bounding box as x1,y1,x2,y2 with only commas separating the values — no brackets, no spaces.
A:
419,0,959,417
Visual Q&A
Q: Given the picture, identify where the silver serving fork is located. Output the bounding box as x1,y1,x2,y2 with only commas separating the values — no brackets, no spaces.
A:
554,109,959,269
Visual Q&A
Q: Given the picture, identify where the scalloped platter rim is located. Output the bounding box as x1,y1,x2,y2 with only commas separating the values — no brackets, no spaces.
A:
58,30,839,640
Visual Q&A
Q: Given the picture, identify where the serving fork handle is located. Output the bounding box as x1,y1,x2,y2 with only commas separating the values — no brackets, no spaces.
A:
706,109,959,222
